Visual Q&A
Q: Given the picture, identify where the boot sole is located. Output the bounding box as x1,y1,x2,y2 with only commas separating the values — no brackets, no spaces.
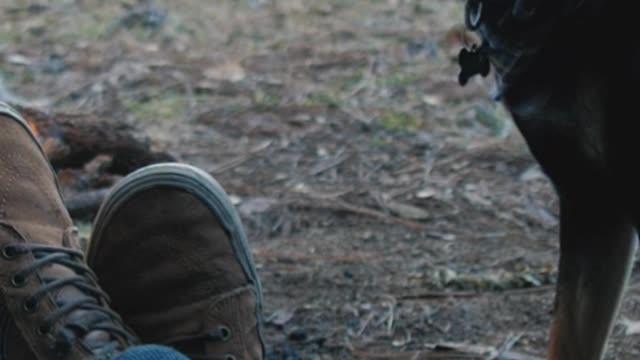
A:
87,163,266,349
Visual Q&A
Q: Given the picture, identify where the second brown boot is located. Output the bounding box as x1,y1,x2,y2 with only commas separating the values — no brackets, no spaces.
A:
0,102,136,359
87,163,265,360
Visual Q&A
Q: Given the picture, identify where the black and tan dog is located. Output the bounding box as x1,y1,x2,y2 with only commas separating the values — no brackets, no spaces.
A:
460,1,639,359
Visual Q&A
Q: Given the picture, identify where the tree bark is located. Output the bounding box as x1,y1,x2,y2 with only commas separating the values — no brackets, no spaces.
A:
16,105,175,174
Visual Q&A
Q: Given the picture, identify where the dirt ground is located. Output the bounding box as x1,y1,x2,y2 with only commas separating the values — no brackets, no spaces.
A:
2,0,640,359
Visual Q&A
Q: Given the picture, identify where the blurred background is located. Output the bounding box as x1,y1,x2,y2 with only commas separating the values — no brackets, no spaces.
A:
2,0,640,359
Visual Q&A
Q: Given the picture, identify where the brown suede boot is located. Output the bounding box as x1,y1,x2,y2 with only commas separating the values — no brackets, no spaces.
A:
0,102,136,359
87,163,265,360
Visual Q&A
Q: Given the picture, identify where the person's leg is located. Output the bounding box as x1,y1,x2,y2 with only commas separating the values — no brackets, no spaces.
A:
88,163,265,360
115,345,189,360
0,102,136,359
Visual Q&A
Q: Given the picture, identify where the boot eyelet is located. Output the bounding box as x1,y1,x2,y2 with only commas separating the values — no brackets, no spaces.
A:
219,326,232,342
1,245,18,260
11,274,26,288
36,325,50,336
223,355,236,360
23,298,38,313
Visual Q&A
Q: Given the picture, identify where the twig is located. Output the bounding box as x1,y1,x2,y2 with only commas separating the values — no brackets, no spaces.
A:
384,183,424,200
210,140,272,174
399,291,478,300
352,348,542,360
339,104,373,124
308,152,351,176
496,285,554,296
356,312,376,338
392,163,426,176
351,349,484,359
400,285,553,300
347,58,375,98
252,249,378,263
498,352,542,360
492,333,523,360
380,294,397,335
52,79,101,105
289,196,427,230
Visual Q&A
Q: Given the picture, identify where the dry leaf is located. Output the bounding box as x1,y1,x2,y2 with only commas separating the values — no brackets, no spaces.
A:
430,341,497,356
204,62,246,82
621,318,640,335
7,54,32,66
267,309,295,327
519,165,545,181
238,197,278,216
384,201,429,220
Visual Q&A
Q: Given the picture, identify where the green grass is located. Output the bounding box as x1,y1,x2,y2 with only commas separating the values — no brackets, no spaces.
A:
124,93,188,121
0,28,24,43
48,15,111,45
253,90,283,108
306,91,342,108
378,111,420,131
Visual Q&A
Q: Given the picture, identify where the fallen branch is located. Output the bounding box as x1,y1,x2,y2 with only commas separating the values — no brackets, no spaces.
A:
64,188,111,219
400,285,554,301
253,249,378,263
289,195,427,230
16,105,175,174
351,349,542,360
308,151,351,176
493,334,524,360
399,291,478,300
210,140,272,174
351,349,479,359
495,285,554,296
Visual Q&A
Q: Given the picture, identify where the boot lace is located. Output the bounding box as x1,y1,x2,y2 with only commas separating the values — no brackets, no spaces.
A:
2,243,137,358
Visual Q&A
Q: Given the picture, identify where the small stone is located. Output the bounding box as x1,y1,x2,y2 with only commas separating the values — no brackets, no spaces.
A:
288,327,308,342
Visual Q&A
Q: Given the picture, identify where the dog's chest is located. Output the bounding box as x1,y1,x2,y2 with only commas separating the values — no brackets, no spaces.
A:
507,72,609,178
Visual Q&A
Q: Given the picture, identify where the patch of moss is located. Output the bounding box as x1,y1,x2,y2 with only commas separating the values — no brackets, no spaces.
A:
124,93,188,121
307,91,342,108
253,90,283,108
378,111,420,131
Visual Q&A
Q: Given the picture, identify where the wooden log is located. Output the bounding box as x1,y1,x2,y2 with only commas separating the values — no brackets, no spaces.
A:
64,188,111,219
15,105,175,174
